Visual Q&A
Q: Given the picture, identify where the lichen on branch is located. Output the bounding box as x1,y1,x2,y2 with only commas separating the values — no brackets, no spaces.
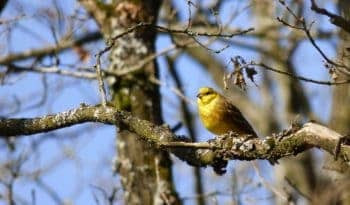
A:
0,105,349,174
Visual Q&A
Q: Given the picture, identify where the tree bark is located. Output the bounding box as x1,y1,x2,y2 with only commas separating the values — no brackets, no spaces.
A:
79,1,179,204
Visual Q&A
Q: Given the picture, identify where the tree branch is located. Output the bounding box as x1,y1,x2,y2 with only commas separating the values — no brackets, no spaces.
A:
0,32,101,65
245,62,350,86
1,105,349,174
310,0,350,34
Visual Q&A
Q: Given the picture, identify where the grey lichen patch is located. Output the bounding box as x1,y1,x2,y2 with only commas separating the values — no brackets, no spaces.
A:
239,141,255,152
93,109,102,119
108,30,149,75
131,37,148,55
35,118,50,130
53,113,64,126
208,133,283,162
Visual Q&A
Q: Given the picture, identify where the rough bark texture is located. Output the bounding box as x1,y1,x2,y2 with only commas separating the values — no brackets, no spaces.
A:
109,2,178,204
79,1,179,204
1,105,350,172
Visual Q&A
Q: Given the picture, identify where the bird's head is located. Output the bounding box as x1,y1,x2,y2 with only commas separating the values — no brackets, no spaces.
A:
197,87,218,105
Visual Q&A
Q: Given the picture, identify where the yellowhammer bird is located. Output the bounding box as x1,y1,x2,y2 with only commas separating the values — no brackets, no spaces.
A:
197,87,278,165
197,87,257,137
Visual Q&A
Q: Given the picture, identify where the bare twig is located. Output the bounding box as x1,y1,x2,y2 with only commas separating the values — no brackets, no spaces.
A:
284,177,312,201
301,20,350,74
35,178,63,205
0,22,253,66
94,54,107,106
277,0,350,75
97,22,253,60
0,14,26,25
309,0,350,33
248,62,350,85
6,64,98,79
185,0,193,30
149,76,195,106
0,32,101,65
252,162,291,203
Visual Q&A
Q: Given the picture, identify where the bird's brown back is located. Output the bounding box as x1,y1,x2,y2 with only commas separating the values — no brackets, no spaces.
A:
222,100,258,137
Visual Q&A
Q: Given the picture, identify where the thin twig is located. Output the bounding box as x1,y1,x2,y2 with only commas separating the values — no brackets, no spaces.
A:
186,0,193,30
0,31,101,65
277,0,350,75
284,177,312,201
149,76,195,106
94,54,107,106
97,22,152,57
301,20,349,72
7,64,98,79
309,0,350,33
251,162,291,203
156,25,254,38
248,62,350,85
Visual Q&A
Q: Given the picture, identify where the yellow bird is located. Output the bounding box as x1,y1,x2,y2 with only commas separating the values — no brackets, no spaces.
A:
197,87,257,137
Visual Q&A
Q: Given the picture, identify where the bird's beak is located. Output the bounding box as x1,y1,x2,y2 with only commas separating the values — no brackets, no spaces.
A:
196,93,202,99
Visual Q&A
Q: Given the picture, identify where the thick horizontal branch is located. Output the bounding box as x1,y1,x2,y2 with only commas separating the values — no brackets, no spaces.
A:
0,105,117,135
0,105,349,174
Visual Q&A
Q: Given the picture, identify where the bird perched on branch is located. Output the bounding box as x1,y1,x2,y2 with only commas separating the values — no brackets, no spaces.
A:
197,87,277,165
197,87,257,137
197,87,278,165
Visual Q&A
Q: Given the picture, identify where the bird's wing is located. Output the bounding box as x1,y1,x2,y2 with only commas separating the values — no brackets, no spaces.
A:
224,101,258,137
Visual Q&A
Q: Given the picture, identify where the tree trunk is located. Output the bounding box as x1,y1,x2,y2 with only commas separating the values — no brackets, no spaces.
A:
80,1,180,204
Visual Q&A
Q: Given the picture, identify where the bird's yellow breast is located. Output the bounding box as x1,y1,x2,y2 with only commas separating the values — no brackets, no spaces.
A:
198,96,233,135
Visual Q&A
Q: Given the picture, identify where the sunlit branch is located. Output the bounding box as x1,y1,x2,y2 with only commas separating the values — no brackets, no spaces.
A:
0,105,349,175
